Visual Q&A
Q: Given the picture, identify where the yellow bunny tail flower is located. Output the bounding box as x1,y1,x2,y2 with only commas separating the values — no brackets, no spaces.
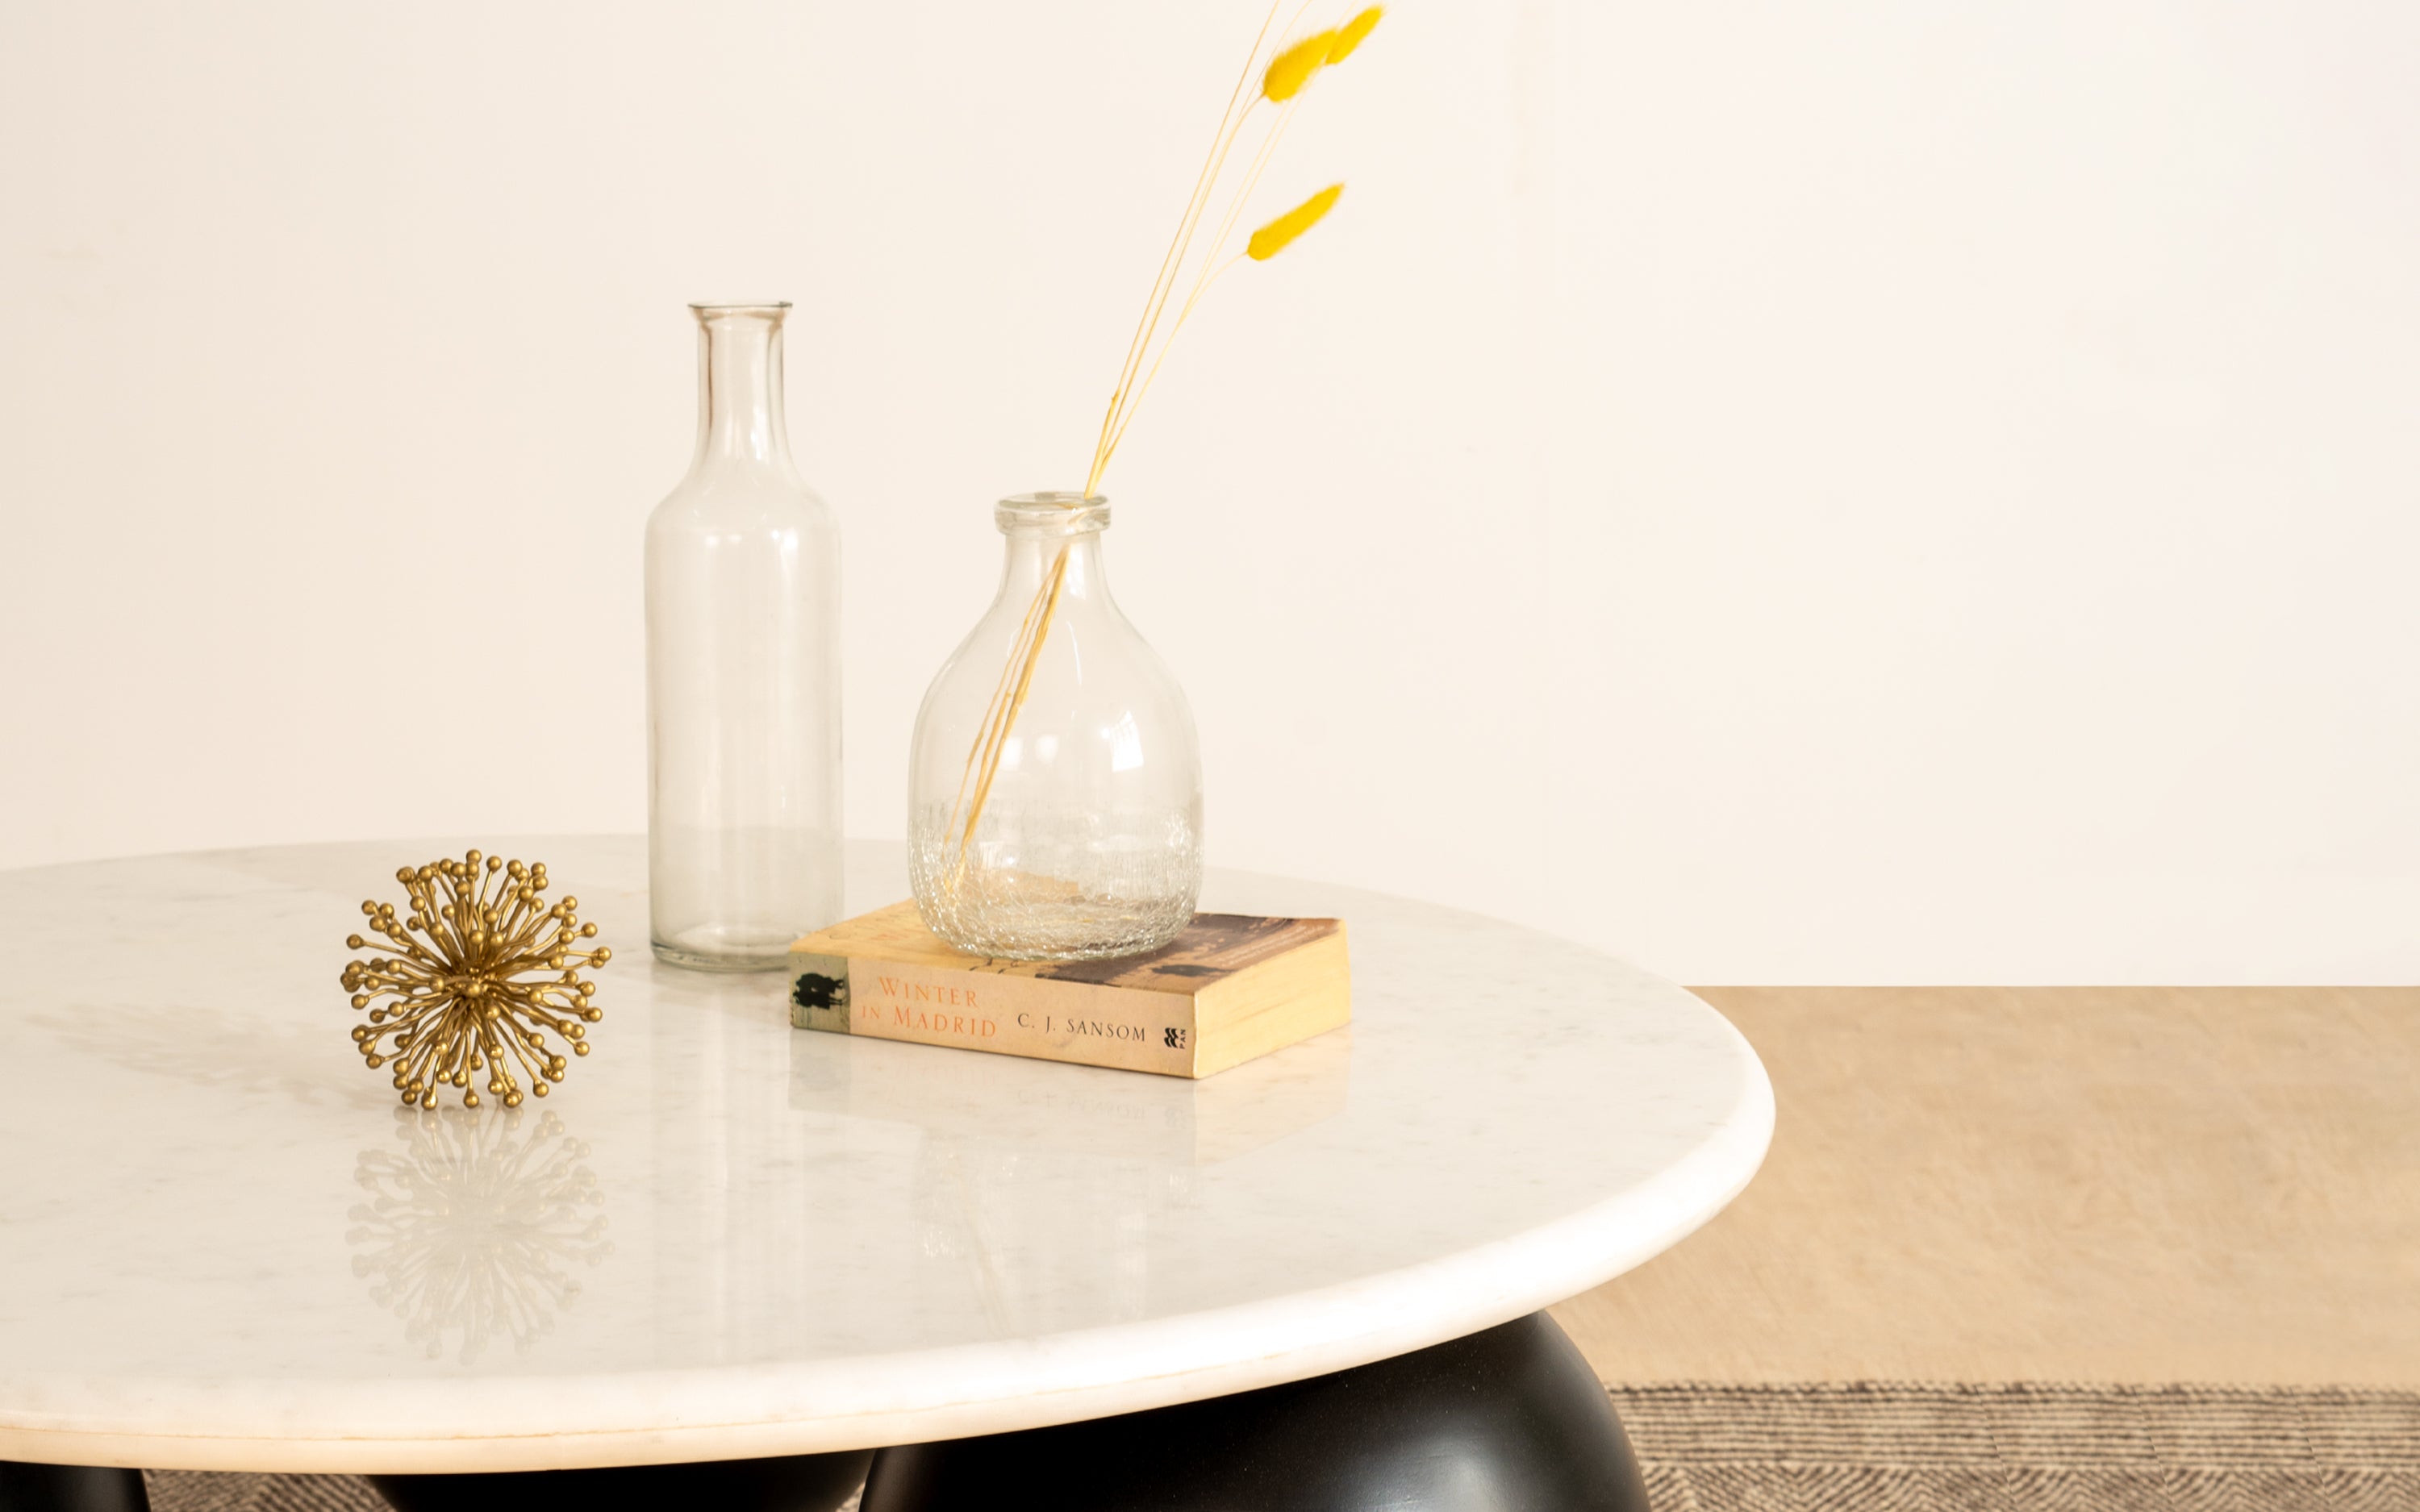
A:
1328,6,1383,63
1248,184,1345,261
1263,29,1339,102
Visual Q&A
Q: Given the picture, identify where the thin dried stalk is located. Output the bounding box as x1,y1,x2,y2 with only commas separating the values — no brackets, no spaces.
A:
949,546,1071,873
941,5,1377,890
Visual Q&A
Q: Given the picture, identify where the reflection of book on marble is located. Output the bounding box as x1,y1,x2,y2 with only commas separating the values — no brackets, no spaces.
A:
788,902,1350,1078
786,1018,1351,1166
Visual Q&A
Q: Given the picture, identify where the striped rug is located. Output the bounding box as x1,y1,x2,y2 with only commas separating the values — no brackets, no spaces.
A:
1613,1384,2420,1510
145,1384,2420,1511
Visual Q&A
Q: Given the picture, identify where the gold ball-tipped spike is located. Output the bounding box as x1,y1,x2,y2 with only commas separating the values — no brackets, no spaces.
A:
341,854,608,1109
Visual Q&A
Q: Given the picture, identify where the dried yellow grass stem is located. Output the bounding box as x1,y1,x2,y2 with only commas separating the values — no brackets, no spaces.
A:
1329,7,1383,63
1248,183,1342,260
943,5,1380,879
1086,2,1295,497
1087,2,1377,490
1262,30,1338,101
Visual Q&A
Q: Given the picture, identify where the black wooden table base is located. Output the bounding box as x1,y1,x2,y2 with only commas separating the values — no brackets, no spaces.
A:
2,1313,1643,1512
863,1311,1647,1512
0,1466,148,1512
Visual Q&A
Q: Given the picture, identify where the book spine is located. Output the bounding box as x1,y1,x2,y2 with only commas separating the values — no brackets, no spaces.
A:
791,954,1200,1076
790,951,853,1034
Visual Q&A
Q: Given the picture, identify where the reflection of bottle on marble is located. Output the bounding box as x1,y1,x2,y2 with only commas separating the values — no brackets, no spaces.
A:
347,1107,611,1364
912,1137,1187,1335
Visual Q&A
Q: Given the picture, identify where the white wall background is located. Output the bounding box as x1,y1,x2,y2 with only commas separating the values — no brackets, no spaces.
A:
2,2,2414,984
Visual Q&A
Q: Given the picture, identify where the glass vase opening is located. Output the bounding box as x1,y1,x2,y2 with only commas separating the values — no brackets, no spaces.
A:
908,493,1203,961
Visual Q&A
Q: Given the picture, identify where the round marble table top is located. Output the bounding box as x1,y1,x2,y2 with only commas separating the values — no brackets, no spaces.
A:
0,838,1771,1473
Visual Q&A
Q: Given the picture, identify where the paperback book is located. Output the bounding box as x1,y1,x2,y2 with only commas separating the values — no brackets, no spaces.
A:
788,902,1350,1078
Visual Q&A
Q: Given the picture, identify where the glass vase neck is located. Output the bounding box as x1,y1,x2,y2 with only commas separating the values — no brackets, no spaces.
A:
691,302,795,473
995,491,1109,539
995,493,1112,603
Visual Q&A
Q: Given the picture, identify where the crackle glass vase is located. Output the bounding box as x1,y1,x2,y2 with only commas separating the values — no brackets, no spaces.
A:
645,302,843,971
908,493,1201,960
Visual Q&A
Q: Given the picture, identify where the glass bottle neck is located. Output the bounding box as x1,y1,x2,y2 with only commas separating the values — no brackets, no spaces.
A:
691,306,795,473
999,532,1108,605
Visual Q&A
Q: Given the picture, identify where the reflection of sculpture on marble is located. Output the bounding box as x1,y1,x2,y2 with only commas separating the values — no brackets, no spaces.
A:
347,1106,611,1363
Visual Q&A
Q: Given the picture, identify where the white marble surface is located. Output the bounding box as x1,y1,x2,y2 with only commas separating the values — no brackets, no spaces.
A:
0,838,1771,1472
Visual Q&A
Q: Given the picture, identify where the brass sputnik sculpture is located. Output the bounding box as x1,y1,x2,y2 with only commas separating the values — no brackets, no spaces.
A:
344,852,610,1109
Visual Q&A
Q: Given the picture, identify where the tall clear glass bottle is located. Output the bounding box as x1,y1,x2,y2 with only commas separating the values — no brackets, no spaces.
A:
645,302,842,970
908,493,1201,960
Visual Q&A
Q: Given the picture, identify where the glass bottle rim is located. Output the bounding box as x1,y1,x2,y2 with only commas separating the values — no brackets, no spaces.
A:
997,492,1111,536
689,301,792,320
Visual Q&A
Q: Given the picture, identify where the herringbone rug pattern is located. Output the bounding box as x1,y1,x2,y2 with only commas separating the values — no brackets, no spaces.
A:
1613,1384,2420,1510
143,1384,2420,1511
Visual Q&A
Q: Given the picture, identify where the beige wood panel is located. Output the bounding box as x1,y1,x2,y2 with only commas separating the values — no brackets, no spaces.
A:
1553,987,2420,1385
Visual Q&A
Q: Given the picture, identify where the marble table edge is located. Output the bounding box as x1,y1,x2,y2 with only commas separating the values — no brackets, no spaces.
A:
0,1045,1771,1474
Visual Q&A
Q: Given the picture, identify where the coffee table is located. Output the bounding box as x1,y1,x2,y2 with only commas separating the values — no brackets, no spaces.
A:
0,838,1771,1511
